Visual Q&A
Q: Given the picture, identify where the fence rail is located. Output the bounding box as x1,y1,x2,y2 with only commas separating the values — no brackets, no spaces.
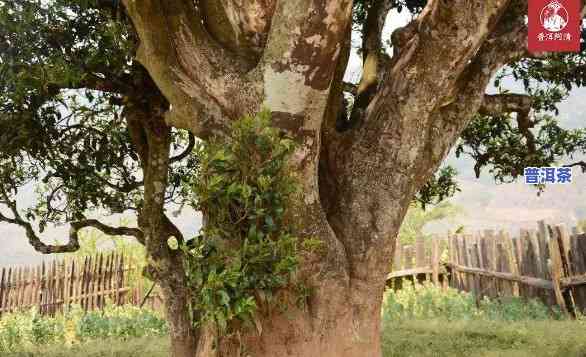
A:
388,220,586,316
3,220,586,317
0,253,162,317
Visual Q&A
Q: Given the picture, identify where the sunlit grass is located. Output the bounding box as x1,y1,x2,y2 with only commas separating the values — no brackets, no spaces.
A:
2,336,169,357
4,284,586,356
381,282,586,356
382,319,586,357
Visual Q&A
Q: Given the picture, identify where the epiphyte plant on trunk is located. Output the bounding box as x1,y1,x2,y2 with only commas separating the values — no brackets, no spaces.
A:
180,111,305,335
3,0,586,356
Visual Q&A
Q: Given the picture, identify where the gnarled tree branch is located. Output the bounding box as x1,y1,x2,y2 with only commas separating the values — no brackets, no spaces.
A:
170,133,196,163
347,0,392,129
1,178,143,254
564,161,586,173
479,93,536,155
479,94,533,117
123,0,256,138
73,219,145,244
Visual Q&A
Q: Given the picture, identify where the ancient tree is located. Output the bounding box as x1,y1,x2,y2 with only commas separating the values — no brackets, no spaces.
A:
2,0,586,356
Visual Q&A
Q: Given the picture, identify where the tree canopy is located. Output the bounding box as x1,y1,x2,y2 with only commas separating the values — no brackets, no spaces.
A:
3,0,585,247
2,1,586,356
0,0,197,252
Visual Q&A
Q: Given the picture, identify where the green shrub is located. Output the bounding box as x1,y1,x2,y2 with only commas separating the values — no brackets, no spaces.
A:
76,305,168,340
381,283,583,356
0,305,167,353
183,110,300,332
382,282,562,323
30,314,64,345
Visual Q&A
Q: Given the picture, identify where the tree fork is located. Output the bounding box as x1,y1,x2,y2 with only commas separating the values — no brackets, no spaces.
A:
121,1,550,356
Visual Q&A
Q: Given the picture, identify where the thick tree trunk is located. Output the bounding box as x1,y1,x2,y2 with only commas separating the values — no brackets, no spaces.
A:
123,1,534,356
194,282,385,357
140,126,200,357
160,275,199,357
125,92,201,357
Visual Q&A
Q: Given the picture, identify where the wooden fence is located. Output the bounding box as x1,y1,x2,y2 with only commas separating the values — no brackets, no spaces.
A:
4,221,586,317
388,220,586,316
389,233,450,289
0,253,163,317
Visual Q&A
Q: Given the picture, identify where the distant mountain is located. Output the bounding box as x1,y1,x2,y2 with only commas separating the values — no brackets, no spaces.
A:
433,85,586,235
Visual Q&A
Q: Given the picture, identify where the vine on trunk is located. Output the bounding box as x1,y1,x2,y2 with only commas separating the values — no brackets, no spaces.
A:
182,110,301,333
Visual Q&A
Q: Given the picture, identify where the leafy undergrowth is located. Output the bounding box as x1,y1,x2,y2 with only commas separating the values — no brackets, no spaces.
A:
382,282,586,356
11,320,586,357
382,282,564,322
5,284,586,356
0,304,167,353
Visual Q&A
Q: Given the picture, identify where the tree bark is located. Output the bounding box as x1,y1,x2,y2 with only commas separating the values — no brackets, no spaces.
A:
122,1,535,356
124,89,200,357
214,300,383,357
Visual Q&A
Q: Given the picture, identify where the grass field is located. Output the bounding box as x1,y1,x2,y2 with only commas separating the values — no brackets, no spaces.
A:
4,319,586,357
382,319,586,357
3,284,586,356
1,336,170,356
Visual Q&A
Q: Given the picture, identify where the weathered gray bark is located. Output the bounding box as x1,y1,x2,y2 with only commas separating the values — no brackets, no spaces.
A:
122,1,535,356
124,88,200,356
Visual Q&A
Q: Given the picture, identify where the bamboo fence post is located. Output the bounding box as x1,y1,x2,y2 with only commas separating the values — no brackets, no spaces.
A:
117,255,124,305
68,260,75,310
548,226,569,315
53,261,58,315
483,230,497,297
20,267,27,311
502,231,520,297
22,267,28,309
472,235,485,298
39,264,47,314
415,235,425,282
537,220,550,278
441,237,449,291
557,225,574,276
570,233,586,309
106,254,113,306
33,266,40,310
554,225,577,315
452,235,461,289
13,267,19,313
479,236,490,296
91,255,99,310
5,268,12,314
52,262,57,314
82,256,89,311
0,267,5,316
465,234,479,300
59,261,66,314
96,253,104,310
431,236,440,286
462,235,473,291
51,260,57,315
447,233,453,287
